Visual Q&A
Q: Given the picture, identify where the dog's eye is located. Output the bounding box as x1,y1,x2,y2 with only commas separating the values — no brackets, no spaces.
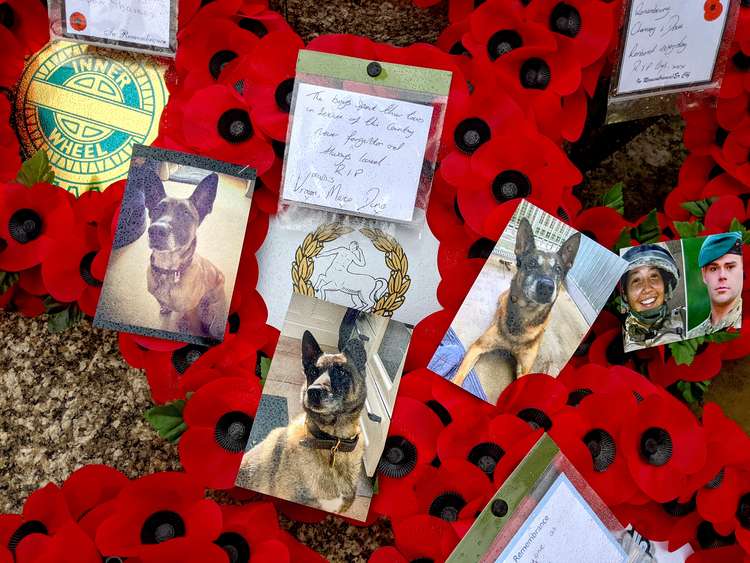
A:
554,264,563,275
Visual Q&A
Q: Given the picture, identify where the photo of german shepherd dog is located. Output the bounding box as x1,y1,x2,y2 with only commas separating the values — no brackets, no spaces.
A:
236,330,368,515
452,218,580,388
428,200,628,404
141,168,226,341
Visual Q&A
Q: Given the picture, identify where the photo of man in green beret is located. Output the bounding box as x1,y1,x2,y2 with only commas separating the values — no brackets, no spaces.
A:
688,232,744,338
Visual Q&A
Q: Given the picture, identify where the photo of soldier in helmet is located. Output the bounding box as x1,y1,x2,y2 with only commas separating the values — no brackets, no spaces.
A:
687,232,743,338
620,243,687,353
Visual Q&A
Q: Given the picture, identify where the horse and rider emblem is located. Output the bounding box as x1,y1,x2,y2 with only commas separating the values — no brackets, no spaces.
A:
291,223,411,317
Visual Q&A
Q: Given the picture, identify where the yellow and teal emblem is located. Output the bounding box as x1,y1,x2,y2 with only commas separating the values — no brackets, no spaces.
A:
14,41,168,196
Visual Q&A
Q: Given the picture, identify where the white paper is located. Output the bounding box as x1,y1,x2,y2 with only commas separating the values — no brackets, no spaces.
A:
281,82,434,222
64,0,172,50
255,207,440,329
616,0,730,95
495,474,627,563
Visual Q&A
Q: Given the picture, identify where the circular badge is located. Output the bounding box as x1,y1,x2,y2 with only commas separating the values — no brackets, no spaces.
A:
14,41,168,196
69,12,87,31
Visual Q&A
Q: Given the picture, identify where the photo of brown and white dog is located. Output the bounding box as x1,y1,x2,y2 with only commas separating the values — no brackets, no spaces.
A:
141,169,226,341
236,330,368,515
428,200,628,404
451,218,580,389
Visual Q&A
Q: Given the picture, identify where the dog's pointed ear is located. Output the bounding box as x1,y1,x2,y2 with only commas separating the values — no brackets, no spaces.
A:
190,173,219,223
559,232,581,273
343,338,367,373
301,330,323,382
137,167,167,214
515,217,536,256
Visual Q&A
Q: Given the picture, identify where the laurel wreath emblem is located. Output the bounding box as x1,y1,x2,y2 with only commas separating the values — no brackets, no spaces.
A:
291,223,411,317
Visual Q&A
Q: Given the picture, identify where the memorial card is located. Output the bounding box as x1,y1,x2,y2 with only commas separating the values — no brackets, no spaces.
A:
235,293,411,521
280,50,451,223
619,233,744,352
56,0,177,56
94,145,255,345
428,200,627,404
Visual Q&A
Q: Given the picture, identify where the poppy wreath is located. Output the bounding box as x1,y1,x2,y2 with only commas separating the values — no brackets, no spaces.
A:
1,0,750,561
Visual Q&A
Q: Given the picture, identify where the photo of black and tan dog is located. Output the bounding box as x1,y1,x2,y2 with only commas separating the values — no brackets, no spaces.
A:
428,200,628,404
235,294,411,520
236,330,368,515
94,145,256,345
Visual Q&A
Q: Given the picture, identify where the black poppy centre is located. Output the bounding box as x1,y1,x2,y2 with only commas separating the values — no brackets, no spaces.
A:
215,531,251,563
520,58,552,90
171,344,208,374
492,170,531,203
140,510,186,544
737,493,750,529
454,117,491,154
79,251,103,287
8,520,47,554
639,427,673,466
517,408,552,431
549,3,581,38
487,29,523,61
467,442,504,477
583,428,616,472
274,78,295,113
209,50,238,80
566,387,592,406
661,494,696,517
425,399,452,426
215,411,254,453
218,109,254,143
8,209,43,244
429,492,466,522
378,435,418,478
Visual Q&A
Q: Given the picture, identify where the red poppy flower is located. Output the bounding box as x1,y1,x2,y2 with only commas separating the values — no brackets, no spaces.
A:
439,68,529,189
371,464,430,520
40,224,103,316
414,459,494,533
527,0,615,68
454,129,578,239
463,1,556,69
213,503,290,562
384,515,460,562
306,34,378,60
179,376,261,489
405,311,455,372
181,85,275,175
719,44,750,99
496,374,568,430
17,264,45,296
551,393,639,506
232,7,295,38
95,472,223,560
61,465,129,524
0,183,75,272
684,106,729,157
232,31,305,141
7,285,45,317
701,469,750,553
587,327,637,369
647,342,724,388
437,413,536,482
621,393,707,503
12,522,101,563
686,545,747,563
570,206,631,251
0,23,25,88
715,125,750,186
717,90,750,132
435,19,472,77
704,195,748,231
0,0,48,55
176,16,260,91
0,98,21,182
557,363,634,406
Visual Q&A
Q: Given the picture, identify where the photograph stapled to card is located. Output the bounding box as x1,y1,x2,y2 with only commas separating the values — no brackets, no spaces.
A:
606,0,740,123
235,293,412,521
428,200,628,404
93,145,256,346
619,233,744,352
48,0,178,58
278,49,452,224
447,434,654,563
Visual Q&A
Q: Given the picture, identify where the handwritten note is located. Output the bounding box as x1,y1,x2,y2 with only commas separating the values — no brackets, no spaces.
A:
495,474,626,563
616,0,730,95
281,82,434,222
64,0,172,50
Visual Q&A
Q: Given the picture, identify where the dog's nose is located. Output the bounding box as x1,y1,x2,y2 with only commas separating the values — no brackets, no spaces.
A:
536,277,555,302
307,386,325,405
148,223,169,246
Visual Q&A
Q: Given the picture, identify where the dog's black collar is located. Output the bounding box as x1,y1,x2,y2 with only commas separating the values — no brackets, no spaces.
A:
300,421,359,466
150,240,196,280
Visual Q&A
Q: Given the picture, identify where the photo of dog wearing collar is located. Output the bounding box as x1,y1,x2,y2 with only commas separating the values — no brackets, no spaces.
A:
236,293,411,520
619,233,744,352
94,145,256,345
428,200,628,404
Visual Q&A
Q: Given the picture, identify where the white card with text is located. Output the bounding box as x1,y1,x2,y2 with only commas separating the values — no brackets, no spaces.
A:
64,0,172,50
281,82,434,222
616,0,731,95
495,474,627,563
